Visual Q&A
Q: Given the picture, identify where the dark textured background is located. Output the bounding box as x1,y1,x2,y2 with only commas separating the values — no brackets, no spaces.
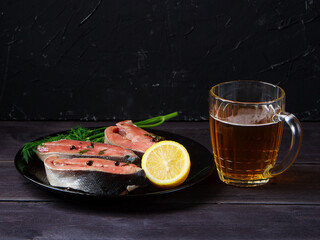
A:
1,0,320,121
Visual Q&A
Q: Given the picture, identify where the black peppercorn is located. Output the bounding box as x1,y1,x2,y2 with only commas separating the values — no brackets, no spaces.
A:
86,160,94,166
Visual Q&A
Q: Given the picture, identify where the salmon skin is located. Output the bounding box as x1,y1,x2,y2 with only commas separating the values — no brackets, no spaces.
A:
36,139,139,164
104,120,164,157
44,156,146,196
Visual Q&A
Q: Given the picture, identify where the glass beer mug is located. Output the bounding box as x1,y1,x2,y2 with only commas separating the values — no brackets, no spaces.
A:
209,80,302,187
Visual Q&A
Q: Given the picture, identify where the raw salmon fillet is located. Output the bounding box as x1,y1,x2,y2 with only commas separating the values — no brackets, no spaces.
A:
104,120,161,157
36,139,139,164
44,156,146,196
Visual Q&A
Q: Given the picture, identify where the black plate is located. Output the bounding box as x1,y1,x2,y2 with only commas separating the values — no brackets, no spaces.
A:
15,129,214,199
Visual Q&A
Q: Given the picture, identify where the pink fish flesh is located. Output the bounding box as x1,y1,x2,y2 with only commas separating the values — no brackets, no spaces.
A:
44,156,146,195
36,139,139,164
104,120,162,157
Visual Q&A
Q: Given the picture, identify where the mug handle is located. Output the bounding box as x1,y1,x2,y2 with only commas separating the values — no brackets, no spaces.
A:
263,112,303,178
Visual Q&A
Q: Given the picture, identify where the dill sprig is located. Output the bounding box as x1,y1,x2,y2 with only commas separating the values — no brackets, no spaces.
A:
21,112,178,163
21,133,71,165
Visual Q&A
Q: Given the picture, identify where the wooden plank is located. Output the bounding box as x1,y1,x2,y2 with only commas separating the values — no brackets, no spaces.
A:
0,202,318,240
3,161,320,204
188,165,320,205
0,121,319,163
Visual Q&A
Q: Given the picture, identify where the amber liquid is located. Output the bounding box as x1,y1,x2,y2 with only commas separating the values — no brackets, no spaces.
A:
210,115,284,186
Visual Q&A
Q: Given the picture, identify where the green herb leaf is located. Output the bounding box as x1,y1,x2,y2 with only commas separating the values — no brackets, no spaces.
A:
98,149,108,155
134,112,178,128
78,149,90,155
87,142,94,148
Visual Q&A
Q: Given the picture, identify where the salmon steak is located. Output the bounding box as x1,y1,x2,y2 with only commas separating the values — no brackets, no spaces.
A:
36,139,139,164
104,120,163,157
44,156,146,196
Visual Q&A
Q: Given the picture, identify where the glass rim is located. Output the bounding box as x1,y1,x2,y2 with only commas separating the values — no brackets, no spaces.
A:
209,80,286,105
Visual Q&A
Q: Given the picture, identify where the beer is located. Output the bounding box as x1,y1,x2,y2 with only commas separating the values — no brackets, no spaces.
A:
209,81,302,187
209,114,284,186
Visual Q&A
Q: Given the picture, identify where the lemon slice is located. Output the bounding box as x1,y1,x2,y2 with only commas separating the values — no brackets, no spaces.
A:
141,140,191,189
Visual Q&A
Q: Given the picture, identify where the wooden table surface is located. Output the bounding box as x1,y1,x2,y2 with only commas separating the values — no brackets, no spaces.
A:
1,121,319,240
